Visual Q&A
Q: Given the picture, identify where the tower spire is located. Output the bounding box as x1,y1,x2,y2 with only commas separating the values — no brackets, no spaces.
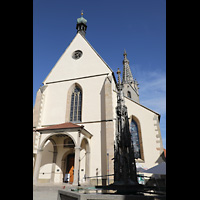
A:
122,50,134,84
76,10,87,37
121,50,140,103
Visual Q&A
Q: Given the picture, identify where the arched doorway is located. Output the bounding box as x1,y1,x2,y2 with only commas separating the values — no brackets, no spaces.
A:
61,150,75,184
61,135,76,184
80,138,90,184
34,123,92,185
66,153,75,183
36,138,58,183
35,133,76,184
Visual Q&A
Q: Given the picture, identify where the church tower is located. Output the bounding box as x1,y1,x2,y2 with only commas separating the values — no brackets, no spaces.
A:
76,11,87,37
122,50,139,103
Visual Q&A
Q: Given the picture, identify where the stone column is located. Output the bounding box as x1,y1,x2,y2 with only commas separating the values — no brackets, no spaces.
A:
73,131,81,186
85,150,90,185
50,151,57,183
33,148,43,185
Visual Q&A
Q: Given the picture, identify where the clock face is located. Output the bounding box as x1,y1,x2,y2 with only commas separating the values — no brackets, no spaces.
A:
72,50,83,59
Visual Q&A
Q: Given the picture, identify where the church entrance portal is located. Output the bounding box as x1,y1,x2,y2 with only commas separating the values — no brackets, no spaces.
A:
66,153,75,183
33,128,92,185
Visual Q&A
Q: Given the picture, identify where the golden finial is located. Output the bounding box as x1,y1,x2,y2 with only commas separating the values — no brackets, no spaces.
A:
81,10,83,16
117,68,121,75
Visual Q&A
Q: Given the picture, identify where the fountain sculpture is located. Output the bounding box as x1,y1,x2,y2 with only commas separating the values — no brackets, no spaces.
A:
101,68,143,194
57,69,165,199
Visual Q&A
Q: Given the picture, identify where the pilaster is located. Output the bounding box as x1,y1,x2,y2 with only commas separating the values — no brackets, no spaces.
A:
73,131,81,186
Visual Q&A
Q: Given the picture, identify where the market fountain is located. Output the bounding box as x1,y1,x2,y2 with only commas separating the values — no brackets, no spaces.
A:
57,69,165,200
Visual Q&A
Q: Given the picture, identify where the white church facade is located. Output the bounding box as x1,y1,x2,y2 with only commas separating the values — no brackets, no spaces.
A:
33,13,164,186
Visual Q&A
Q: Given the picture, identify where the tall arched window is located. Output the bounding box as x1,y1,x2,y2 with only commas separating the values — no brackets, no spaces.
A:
130,118,141,159
70,85,82,122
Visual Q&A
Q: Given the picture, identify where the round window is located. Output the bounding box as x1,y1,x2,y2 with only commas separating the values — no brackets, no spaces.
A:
72,50,83,59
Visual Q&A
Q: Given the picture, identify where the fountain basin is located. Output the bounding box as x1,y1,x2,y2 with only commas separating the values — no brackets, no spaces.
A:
57,188,166,200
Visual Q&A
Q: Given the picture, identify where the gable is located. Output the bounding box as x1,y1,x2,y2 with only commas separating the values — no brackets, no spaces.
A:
43,33,113,84
124,96,161,120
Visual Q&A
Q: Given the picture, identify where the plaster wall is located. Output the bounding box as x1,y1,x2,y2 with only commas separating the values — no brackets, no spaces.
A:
43,33,111,84
33,31,164,185
124,97,163,169
41,75,110,126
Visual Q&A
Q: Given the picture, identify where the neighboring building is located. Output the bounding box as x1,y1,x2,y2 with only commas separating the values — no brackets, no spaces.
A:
33,12,164,186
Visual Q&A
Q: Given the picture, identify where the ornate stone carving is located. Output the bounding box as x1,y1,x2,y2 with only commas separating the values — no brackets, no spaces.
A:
113,68,138,186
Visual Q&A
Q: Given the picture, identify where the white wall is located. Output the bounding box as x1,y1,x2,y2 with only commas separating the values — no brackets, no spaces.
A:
41,74,110,126
39,140,53,180
124,97,163,168
43,33,112,84
34,31,164,184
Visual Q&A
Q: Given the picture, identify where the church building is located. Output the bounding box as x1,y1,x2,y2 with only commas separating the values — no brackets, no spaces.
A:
33,12,164,186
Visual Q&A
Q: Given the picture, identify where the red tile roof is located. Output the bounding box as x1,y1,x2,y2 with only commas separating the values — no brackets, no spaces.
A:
163,148,166,157
36,122,84,131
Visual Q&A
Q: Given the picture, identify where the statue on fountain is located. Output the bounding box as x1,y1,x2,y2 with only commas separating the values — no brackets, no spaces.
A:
96,68,143,193
113,68,139,186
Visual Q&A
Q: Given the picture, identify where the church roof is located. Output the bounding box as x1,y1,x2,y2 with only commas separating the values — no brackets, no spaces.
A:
36,122,83,131
77,16,87,24
163,148,166,158
36,122,93,138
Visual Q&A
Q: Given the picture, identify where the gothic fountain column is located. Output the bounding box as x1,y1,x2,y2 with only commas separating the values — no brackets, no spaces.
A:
98,68,144,194
113,68,139,186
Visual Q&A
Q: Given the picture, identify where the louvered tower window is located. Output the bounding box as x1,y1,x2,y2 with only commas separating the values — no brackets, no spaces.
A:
70,86,82,122
127,91,131,98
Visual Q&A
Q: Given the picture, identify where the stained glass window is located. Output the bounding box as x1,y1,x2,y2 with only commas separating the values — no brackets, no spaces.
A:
130,119,141,159
70,86,82,122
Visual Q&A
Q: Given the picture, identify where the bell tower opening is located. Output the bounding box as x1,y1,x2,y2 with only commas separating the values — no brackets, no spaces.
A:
76,10,87,37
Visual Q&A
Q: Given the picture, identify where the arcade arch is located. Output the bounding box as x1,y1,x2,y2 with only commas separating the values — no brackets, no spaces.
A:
33,125,92,185
80,138,90,184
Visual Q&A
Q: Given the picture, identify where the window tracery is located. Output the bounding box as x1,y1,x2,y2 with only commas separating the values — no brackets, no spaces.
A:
130,119,141,159
70,86,82,122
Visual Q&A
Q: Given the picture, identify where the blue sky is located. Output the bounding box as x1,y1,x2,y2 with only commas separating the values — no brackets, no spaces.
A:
33,0,166,148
